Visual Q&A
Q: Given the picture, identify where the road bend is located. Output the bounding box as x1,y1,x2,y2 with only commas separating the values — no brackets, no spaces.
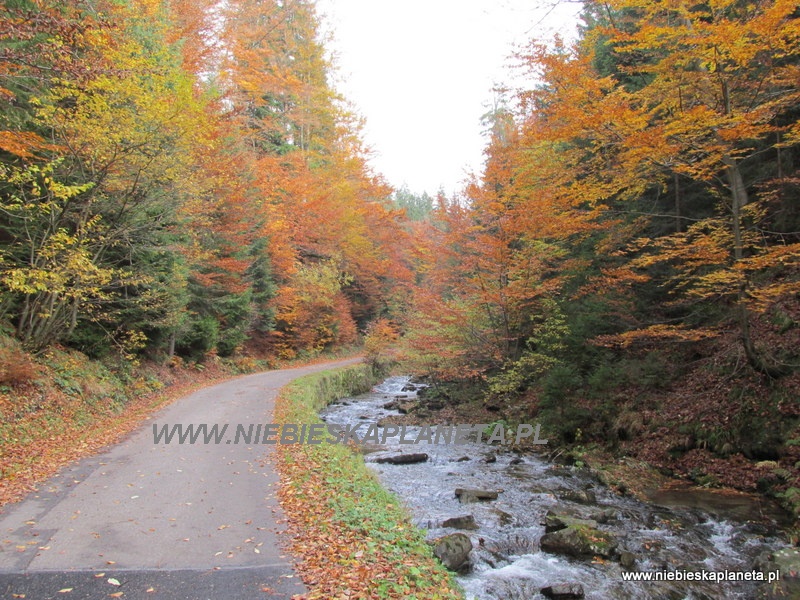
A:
0,357,363,600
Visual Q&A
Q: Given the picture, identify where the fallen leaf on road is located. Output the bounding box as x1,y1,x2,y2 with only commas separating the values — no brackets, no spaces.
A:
108,593,123,598
146,587,155,593
58,589,73,593
95,573,105,578
107,578,121,586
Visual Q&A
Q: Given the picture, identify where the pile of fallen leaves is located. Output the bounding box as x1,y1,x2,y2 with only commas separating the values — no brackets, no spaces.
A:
274,369,462,600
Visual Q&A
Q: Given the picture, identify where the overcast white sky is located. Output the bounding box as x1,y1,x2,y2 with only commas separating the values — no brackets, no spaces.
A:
315,0,582,196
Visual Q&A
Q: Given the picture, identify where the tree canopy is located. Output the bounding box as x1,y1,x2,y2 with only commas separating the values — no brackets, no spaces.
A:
0,0,412,359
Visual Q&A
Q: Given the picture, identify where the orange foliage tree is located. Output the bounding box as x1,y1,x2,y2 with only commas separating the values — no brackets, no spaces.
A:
514,0,800,373
401,105,590,381
1,0,413,360
218,0,414,357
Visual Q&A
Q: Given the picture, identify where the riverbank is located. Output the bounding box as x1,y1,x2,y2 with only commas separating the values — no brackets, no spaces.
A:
323,375,798,600
379,378,798,540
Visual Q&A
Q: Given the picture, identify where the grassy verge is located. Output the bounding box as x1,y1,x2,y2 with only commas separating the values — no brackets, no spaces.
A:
274,365,463,600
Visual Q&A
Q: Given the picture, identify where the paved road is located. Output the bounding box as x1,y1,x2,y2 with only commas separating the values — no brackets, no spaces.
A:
0,357,362,599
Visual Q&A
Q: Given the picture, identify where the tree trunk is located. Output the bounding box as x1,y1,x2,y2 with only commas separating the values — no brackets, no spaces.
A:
724,157,785,377
674,171,681,233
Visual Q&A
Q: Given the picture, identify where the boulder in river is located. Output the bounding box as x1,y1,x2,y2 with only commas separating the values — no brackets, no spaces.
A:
540,524,618,559
588,508,617,524
619,550,637,569
558,488,597,504
543,511,598,533
397,400,418,414
541,584,585,599
491,508,513,525
455,488,499,503
753,547,800,600
431,532,472,572
754,546,800,579
442,514,478,530
374,453,429,465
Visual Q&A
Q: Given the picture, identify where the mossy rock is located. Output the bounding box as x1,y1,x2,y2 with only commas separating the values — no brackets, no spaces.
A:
754,547,800,600
544,511,598,533
540,524,618,559
430,532,472,572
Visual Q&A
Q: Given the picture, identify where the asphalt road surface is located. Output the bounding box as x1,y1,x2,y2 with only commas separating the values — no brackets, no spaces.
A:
0,357,363,600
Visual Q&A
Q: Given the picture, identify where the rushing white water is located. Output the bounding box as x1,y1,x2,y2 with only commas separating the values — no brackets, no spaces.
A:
321,377,789,600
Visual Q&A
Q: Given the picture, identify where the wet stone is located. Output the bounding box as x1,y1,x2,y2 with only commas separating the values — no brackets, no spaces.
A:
620,551,637,569
754,547,800,578
431,533,472,572
543,511,598,534
442,515,478,530
491,508,514,525
754,544,800,600
589,508,617,524
397,401,418,414
558,489,597,504
455,488,499,503
374,453,429,465
541,583,585,599
540,524,618,559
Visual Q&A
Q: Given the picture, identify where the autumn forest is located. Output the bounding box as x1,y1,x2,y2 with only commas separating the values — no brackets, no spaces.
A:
2,0,800,511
